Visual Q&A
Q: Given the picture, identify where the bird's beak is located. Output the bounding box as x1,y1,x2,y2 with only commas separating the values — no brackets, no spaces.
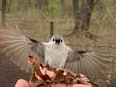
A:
55,39,60,45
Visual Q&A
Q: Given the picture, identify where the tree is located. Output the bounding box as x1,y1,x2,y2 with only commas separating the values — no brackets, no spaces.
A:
36,0,48,11
60,0,65,18
2,0,7,27
73,0,94,33
72,0,79,32
7,0,12,13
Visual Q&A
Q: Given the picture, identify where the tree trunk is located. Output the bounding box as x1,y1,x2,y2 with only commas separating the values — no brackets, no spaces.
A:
60,0,65,18
7,0,12,13
36,0,48,11
2,0,7,27
73,0,94,33
72,0,79,32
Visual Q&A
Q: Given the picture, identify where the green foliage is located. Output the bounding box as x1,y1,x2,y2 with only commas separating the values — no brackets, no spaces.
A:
0,0,116,30
6,0,38,17
0,0,62,17
44,0,61,17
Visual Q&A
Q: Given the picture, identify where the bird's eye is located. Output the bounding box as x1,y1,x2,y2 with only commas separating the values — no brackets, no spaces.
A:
61,40,62,42
53,39,55,41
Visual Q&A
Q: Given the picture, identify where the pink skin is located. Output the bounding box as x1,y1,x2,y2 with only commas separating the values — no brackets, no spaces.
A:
15,79,31,87
15,80,92,87
15,68,92,87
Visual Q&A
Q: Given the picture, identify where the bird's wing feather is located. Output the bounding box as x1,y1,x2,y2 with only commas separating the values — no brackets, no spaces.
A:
0,27,45,73
65,48,111,78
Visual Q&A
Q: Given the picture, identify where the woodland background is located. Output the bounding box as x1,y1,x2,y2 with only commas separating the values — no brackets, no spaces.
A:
0,0,116,87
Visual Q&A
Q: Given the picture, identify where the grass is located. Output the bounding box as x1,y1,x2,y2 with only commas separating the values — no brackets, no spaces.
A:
0,12,116,49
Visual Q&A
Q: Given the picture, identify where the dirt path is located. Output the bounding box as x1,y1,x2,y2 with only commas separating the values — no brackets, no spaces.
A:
0,50,30,87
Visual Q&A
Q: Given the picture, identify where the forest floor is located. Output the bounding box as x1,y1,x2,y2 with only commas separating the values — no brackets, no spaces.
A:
0,48,30,87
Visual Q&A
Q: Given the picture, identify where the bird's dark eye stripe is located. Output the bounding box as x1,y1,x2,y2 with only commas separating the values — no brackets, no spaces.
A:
61,40,62,42
53,39,55,41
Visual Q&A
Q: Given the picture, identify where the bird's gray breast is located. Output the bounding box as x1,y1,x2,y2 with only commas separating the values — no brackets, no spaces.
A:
45,45,69,68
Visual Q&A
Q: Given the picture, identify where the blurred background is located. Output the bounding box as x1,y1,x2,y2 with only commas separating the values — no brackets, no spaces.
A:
0,0,116,87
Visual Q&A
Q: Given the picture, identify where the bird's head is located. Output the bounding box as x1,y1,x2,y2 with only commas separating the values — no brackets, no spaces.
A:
49,35,64,45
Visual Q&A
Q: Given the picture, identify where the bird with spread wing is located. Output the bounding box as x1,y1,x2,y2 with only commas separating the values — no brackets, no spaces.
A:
0,26,111,78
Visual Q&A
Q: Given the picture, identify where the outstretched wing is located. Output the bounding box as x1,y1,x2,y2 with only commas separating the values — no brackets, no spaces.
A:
0,26,45,73
65,48,111,78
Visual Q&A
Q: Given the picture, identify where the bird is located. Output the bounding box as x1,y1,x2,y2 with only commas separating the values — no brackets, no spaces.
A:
0,26,111,78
